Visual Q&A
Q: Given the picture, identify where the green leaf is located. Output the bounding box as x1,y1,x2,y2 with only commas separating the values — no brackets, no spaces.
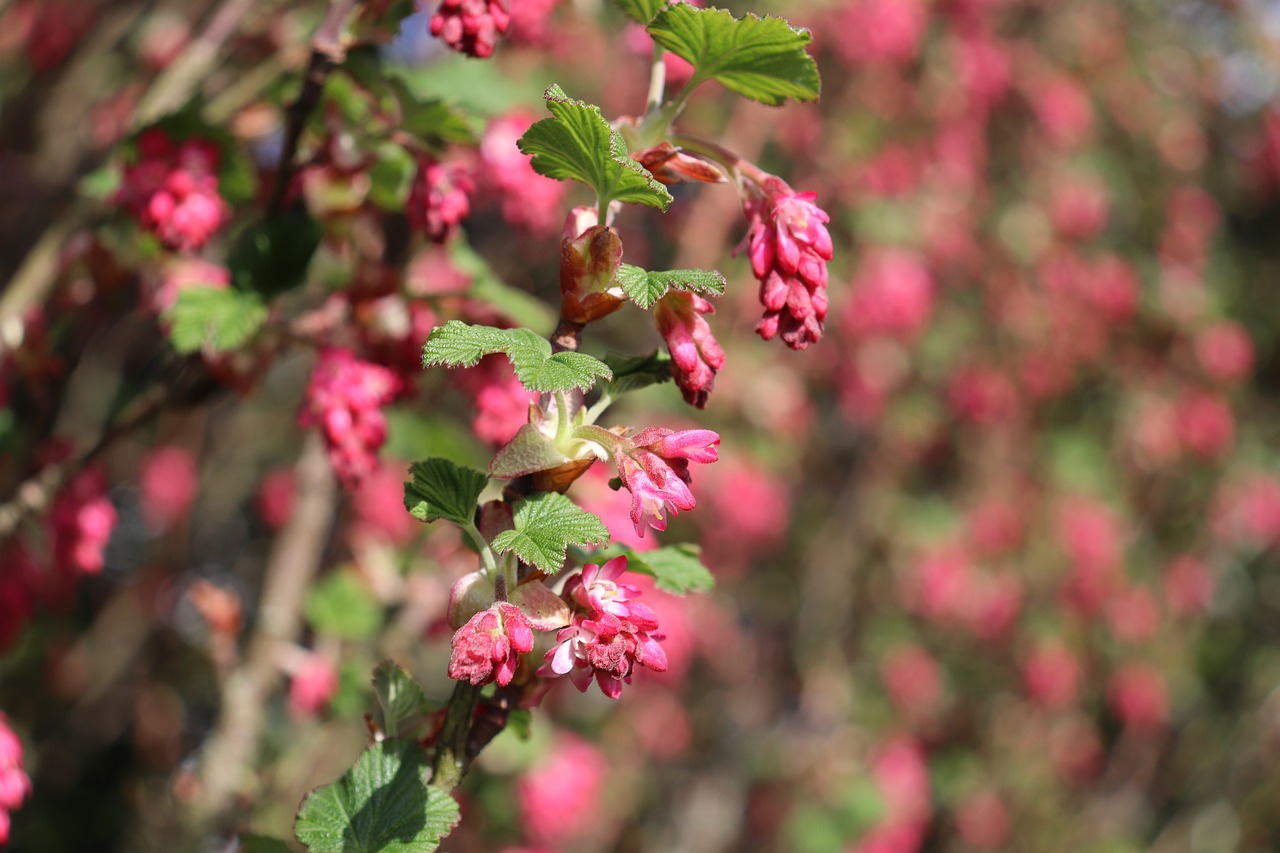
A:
621,543,715,595
373,662,439,738
506,708,533,740
166,286,267,354
401,97,477,147
368,143,416,211
647,4,820,107
305,572,384,641
421,321,613,393
490,492,610,574
294,740,460,853
518,84,671,212
615,264,726,310
403,458,488,525
240,835,296,853
614,0,667,24
602,350,673,396
226,211,323,298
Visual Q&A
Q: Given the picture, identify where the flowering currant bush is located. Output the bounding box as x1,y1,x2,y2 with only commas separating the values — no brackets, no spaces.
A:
3,0,1280,851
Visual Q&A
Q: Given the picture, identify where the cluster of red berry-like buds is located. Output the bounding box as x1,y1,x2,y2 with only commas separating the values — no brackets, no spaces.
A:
407,158,474,243
0,716,30,846
114,127,229,252
429,0,510,59
737,173,834,350
299,347,401,489
539,556,668,699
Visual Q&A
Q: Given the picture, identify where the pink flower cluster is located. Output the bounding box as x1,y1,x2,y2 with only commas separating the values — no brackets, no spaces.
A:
114,127,229,252
738,175,834,349
48,465,117,581
655,291,725,409
448,601,534,687
613,428,720,537
300,348,401,489
407,158,473,243
540,556,667,698
429,0,510,58
0,716,30,846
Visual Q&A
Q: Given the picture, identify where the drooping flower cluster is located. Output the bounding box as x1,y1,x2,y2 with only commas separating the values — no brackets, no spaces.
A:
429,0,510,59
300,347,401,489
114,127,229,252
613,428,720,536
540,556,667,698
0,716,30,846
406,158,473,243
48,465,117,582
655,291,725,409
737,175,833,349
448,601,535,687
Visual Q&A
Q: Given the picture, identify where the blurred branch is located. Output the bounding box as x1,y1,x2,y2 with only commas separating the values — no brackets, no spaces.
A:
195,433,336,822
267,0,364,215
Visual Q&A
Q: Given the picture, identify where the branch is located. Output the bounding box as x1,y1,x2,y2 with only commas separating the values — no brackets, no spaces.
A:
194,433,337,822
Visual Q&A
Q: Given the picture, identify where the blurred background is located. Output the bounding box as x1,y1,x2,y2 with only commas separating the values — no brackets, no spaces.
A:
3,0,1280,850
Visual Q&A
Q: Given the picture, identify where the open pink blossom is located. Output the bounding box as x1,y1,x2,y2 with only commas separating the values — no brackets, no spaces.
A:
139,445,197,533
614,428,719,536
288,654,340,718
655,290,725,409
540,610,667,699
448,601,534,687
737,175,833,349
407,158,473,243
562,555,658,627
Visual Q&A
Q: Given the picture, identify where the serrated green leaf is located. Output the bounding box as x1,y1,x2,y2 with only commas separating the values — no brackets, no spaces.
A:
490,492,610,574
305,572,384,641
602,350,673,396
167,286,267,354
373,662,439,738
615,0,667,24
227,211,322,298
616,263,727,309
403,458,488,525
368,144,416,211
421,321,613,393
621,543,715,595
648,4,820,107
401,98,477,147
294,740,460,853
518,84,671,212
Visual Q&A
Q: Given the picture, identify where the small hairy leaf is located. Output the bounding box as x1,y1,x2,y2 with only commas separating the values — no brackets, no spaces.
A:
616,263,727,309
602,350,673,396
518,84,671,212
167,286,267,354
648,4,820,106
621,543,715,595
490,492,610,574
403,457,488,525
421,321,613,393
294,740,460,853
372,662,439,739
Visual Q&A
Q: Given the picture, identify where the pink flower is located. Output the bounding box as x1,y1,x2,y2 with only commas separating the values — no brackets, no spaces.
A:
448,602,534,687
450,355,537,447
139,445,198,533
1162,556,1213,617
143,258,230,316
0,715,30,840
300,348,401,489
48,465,117,582
1175,391,1234,460
954,791,1010,850
256,469,296,530
429,0,510,58
737,175,833,349
562,555,658,625
407,158,473,243
350,460,419,546
842,248,934,339
507,0,558,46
1106,585,1160,644
614,428,720,536
541,610,667,699
1107,663,1169,730
655,291,725,409
1032,76,1094,149
1022,643,1081,710
1196,321,1254,384
516,734,607,847
115,128,229,251
288,654,340,718
881,646,942,715
479,112,566,235
834,0,928,67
